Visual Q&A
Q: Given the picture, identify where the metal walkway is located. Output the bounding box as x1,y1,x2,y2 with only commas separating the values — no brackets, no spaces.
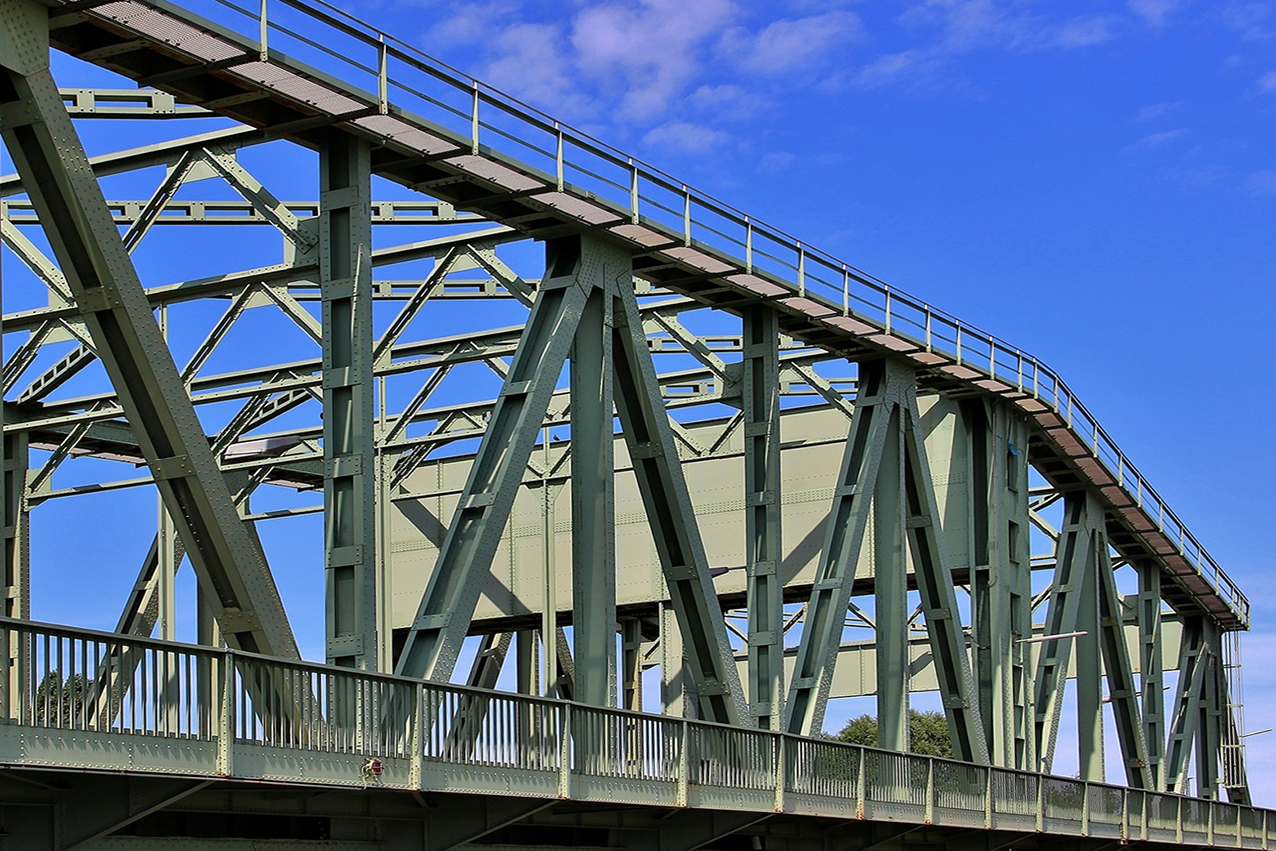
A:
0,617,1270,847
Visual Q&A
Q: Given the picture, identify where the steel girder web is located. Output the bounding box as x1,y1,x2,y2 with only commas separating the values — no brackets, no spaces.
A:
0,2,297,660
784,357,988,764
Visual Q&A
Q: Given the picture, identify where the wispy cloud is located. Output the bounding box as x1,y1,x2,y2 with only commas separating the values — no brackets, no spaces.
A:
720,11,863,76
1126,128,1189,151
1136,101,1184,121
1259,70,1276,92
847,2,1122,89
1129,0,1183,28
1222,2,1276,41
1244,169,1276,194
641,120,731,154
421,0,857,127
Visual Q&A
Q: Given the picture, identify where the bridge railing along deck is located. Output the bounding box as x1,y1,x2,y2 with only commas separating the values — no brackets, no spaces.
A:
0,618,1268,846
52,0,1245,626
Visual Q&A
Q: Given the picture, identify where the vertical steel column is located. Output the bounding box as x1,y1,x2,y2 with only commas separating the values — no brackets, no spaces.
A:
964,400,1034,769
786,358,986,761
0,433,28,623
0,2,297,658
320,131,377,671
0,433,27,718
994,405,1033,769
1075,526,1104,782
874,406,908,752
660,601,694,717
1136,560,1164,788
571,279,615,707
396,235,621,681
622,618,643,712
742,306,783,730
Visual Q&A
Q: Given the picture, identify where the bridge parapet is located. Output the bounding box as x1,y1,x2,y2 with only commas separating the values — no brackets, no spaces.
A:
0,617,1266,846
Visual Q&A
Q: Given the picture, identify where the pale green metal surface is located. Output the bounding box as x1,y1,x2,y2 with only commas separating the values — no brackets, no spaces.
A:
0,616,1266,847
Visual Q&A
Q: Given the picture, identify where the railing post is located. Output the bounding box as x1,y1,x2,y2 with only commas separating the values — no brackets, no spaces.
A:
855,747,866,819
1210,801,1217,847
216,650,234,777
470,83,480,155
983,768,992,829
0,622,9,722
1036,776,1044,832
773,734,785,813
1121,788,1129,843
1081,782,1090,836
409,684,424,789
258,0,268,60
1264,808,1270,850
557,702,572,799
924,758,934,824
377,36,388,115
1176,796,1183,845
676,719,689,808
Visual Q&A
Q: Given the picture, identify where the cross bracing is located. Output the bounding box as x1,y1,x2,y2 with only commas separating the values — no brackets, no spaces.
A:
0,0,1261,840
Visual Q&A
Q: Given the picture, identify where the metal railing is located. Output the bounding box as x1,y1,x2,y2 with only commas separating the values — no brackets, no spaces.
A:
67,0,1247,626
0,617,1269,845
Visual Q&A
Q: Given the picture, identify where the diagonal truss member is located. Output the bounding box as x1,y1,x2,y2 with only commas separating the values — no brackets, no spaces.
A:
784,358,988,763
395,233,745,724
0,1,297,658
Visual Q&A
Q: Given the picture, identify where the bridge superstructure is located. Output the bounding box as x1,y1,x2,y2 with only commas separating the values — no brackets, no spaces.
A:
0,0,1265,845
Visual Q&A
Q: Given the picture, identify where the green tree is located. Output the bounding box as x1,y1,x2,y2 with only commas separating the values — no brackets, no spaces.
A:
834,709,954,758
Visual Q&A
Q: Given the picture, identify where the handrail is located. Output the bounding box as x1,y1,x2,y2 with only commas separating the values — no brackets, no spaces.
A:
0,616,1267,845
53,0,1246,625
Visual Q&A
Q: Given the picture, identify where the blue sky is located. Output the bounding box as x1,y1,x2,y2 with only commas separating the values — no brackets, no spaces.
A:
344,0,1276,791
340,0,1276,793
6,0,1276,799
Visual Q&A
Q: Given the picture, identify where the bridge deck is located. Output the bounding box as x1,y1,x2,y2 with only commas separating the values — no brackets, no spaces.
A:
0,619,1268,846
32,0,1246,627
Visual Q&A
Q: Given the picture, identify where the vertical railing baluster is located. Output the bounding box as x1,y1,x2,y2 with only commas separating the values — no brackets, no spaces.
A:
258,0,268,61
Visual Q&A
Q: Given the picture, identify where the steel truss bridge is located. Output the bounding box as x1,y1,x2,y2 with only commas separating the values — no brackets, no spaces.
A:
0,0,1267,846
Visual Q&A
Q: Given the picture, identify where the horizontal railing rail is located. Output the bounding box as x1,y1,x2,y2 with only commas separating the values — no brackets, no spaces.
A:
59,0,1246,625
0,617,1268,846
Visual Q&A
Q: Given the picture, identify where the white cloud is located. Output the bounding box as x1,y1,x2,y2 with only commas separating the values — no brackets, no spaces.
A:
641,120,731,153
1125,128,1189,151
570,0,738,121
483,23,595,117
1129,0,1181,27
1244,169,1276,195
723,11,863,75
1136,101,1184,121
1259,70,1276,91
1050,16,1119,47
